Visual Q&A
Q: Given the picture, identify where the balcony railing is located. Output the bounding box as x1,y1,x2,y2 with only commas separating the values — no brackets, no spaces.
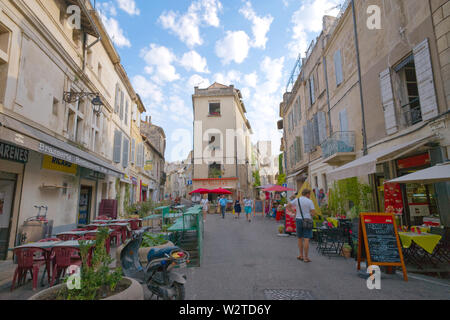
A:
321,131,355,159
401,98,422,127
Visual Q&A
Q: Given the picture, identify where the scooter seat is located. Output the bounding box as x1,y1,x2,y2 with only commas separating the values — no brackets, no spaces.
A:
147,246,179,262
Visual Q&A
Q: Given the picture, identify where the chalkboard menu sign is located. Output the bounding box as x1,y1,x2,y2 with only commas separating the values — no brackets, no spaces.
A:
357,213,408,281
254,200,264,214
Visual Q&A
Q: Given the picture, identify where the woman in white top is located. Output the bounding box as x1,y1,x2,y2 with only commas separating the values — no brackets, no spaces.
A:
200,194,209,222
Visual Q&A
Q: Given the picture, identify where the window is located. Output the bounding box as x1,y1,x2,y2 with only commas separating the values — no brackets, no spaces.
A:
394,58,422,127
119,91,124,120
97,63,102,82
122,138,129,168
66,94,86,144
334,49,343,86
208,134,221,150
295,136,302,163
209,102,221,116
52,98,59,116
125,100,129,125
86,49,93,68
209,162,222,178
114,84,120,113
131,139,135,164
309,75,315,106
296,96,302,123
113,130,122,163
0,23,10,103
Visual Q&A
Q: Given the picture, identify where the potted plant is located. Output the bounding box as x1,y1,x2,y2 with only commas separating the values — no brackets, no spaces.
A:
278,225,285,234
29,228,143,300
342,244,352,259
137,232,174,264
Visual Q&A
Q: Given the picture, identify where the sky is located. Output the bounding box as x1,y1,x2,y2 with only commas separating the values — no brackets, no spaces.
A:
94,0,343,162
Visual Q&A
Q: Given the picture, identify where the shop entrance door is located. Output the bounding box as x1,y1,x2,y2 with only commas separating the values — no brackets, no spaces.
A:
0,173,16,260
78,186,92,225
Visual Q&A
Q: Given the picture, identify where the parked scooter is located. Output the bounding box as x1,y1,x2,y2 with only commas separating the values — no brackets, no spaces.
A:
120,228,189,300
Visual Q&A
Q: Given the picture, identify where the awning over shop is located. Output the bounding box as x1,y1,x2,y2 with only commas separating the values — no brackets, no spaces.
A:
286,167,307,180
328,135,437,181
388,162,450,184
0,114,123,178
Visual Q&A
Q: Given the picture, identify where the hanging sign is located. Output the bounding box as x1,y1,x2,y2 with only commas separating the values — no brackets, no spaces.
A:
384,182,403,215
42,155,77,175
357,213,408,281
0,142,29,163
144,160,153,171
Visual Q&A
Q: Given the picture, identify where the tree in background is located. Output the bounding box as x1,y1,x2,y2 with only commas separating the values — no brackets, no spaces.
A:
253,170,261,188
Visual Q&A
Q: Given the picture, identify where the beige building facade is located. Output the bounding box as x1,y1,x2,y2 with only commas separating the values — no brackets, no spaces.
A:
280,0,450,227
192,83,253,200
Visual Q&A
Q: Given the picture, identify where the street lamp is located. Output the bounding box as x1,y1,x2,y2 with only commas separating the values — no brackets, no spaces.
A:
63,91,104,115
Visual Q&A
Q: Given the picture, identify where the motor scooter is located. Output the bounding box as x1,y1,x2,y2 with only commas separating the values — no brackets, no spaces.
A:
120,228,189,300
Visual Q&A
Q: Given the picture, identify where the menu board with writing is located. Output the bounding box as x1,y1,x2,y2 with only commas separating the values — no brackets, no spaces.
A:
254,200,264,214
357,213,408,281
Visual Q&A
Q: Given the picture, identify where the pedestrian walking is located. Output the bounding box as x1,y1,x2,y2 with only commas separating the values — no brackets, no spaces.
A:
243,196,253,222
287,189,316,263
234,198,242,219
200,194,209,222
218,195,231,219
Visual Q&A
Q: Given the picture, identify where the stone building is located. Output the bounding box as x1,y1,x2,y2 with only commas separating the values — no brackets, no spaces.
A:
279,0,449,227
0,0,155,259
192,82,253,200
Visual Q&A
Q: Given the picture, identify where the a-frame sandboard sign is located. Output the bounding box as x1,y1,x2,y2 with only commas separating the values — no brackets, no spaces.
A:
357,213,408,281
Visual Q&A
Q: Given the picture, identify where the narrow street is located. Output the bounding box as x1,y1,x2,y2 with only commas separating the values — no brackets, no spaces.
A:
185,213,450,300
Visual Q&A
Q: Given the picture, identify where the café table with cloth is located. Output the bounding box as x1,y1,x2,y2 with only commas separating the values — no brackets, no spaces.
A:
399,232,443,269
326,217,339,228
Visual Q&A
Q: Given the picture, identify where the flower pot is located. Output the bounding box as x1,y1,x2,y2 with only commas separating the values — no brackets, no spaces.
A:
28,277,144,300
342,247,352,259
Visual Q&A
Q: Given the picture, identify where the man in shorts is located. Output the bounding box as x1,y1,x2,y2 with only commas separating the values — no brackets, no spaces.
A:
287,189,316,263
243,197,253,222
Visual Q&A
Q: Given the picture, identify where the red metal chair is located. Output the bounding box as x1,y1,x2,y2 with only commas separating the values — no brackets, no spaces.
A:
97,215,111,221
50,247,82,287
128,219,140,231
109,225,126,245
72,228,89,232
11,248,46,291
38,238,61,242
86,225,99,231
56,234,80,241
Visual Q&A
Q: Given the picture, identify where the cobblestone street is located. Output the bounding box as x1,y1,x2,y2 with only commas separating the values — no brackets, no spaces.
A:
184,213,450,300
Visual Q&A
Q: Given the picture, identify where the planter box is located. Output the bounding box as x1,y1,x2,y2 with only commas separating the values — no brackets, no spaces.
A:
28,277,144,300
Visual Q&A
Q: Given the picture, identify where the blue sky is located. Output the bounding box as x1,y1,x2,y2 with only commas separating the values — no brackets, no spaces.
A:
95,0,343,162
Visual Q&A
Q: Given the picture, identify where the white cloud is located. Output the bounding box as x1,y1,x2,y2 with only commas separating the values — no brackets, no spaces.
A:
159,0,222,47
215,31,250,64
140,44,180,83
188,74,210,90
239,1,273,49
244,72,258,88
180,51,210,73
132,75,163,104
213,70,242,86
287,0,342,58
97,9,131,48
116,0,140,15
98,2,117,16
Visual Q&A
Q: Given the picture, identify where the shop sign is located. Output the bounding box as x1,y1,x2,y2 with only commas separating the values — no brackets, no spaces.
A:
42,155,77,175
0,142,29,163
80,168,106,180
144,160,153,171
397,153,430,170
131,177,138,186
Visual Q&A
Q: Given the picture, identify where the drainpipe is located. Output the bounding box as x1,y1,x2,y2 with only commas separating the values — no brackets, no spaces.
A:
351,0,368,156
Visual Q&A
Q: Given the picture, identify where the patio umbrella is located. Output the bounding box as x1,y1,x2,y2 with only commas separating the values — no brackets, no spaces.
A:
209,188,232,195
388,162,450,184
189,188,210,195
262,185,295,192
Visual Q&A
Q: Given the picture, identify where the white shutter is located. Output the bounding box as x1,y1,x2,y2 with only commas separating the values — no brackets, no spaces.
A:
318,111,327,144
303,125,310,153
413,38,439,121
379,68,398,135
137,143,143,167
339,109,348,132
120,91,124,120
114,84,119,113
334,50,343,86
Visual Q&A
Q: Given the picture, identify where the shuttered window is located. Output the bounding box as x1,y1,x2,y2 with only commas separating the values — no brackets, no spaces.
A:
131,139,135,164
303,125,310,153
113,130,122,163
318,112,327,144
295,136,302,162
136,143,143,167
309,76,315,106
334,49,343,86
379,68,398,134
122,138,129,168
296,96,302,123
119,91,124,120
125,100,129,125
413,38,438,121
312,115,320,148
114,84,120,113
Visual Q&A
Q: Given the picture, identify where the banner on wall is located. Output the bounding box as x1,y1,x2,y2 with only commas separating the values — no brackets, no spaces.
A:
384,182,404,215
42,155,77,175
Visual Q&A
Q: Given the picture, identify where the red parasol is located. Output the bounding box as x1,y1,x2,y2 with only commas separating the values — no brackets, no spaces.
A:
189,188,211,195
262,185,295,192
209,188,232,195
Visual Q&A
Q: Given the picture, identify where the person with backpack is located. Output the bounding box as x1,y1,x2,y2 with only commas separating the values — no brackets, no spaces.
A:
287,189,316,263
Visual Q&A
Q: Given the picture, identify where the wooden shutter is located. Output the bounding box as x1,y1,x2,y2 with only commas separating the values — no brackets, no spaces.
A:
413,38,439,121
379,68,398,135
136,143,143,167
303,125,310,153
125,100,129,124
113,130,122,163
312,115,319,148
122,138,129,168
318,111,327,144
114,84,119,113
131,139,135,164
339,109,348,132
334,50,343,86
120,91,124,120
296,96,302,123
296,136,302,161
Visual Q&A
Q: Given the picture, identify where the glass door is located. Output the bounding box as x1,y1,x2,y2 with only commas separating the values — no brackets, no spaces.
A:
0,173,16,260
78,186,92,225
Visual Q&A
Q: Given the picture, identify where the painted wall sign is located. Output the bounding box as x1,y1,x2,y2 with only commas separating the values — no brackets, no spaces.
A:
397,153,430,169
42,155,78,175
0,142,29,163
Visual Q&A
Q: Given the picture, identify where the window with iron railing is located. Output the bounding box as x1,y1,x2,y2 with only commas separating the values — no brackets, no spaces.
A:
321,131,355,159
401,98,422,127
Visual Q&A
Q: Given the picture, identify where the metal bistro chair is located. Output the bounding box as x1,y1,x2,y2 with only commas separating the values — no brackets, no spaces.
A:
319,228,346,257
50,246,82,287
11,248,46,291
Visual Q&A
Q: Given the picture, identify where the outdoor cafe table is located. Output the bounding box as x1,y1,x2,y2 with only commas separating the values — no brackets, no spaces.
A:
398,232,442,254
326,217,339,228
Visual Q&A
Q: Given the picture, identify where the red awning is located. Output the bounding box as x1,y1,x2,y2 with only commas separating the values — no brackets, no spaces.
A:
189,188,210,195
209,188,232,194
262,185,295,192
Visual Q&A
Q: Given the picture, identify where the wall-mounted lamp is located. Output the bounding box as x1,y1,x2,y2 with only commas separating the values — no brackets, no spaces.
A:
63,91,104,115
